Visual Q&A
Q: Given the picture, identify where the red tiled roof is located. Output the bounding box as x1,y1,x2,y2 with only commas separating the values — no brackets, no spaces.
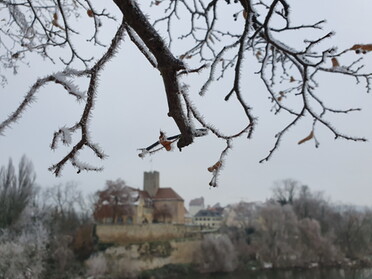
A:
153,188,184,201
139,189,151,199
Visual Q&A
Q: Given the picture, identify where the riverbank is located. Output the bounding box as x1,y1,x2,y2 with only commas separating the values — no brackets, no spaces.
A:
139,264,372,279
138,258,372,279
92,223,372,278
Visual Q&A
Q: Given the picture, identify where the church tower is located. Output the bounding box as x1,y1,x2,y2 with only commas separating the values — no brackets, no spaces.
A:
143,171,159,198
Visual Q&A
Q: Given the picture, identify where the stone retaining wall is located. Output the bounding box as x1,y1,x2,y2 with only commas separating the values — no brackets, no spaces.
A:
96,224,202,244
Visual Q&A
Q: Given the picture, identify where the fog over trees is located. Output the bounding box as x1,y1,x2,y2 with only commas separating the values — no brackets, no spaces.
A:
1,157,372,277
223,180,372,270
0,157,94,279
1,1,372,185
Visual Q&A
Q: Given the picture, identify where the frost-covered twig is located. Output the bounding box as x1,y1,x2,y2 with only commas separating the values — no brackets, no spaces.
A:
2,0,372,186
48,22,126,176
138,128,208,157
0,0,115,76
1,22,125,176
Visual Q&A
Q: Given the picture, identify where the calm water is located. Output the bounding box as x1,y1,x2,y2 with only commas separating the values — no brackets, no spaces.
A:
177,269,372,279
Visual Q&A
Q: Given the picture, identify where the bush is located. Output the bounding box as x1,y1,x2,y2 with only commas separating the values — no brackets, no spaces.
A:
197,234,238,273
86,254,108,278
0,221,48,279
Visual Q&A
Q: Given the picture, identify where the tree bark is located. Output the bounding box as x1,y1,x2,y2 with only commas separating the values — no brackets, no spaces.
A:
113,0,194,149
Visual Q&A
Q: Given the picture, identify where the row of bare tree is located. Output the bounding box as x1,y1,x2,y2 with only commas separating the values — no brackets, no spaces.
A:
0,157,176,279
0,156,95,279
2,158,372,277
216,179,372,271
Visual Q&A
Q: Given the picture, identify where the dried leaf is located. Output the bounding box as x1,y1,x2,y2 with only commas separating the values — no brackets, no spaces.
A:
290,76,295,82
52,19,64,30
331,57,339,68
350,44,372,54
159,131,172,151
87,9,94,17
52,13,64,30
255,51,262,60
208,161,222,172
161,141,172,151
243,10,248,19
298,131,314,145
350,44,372,51
361,44,372,51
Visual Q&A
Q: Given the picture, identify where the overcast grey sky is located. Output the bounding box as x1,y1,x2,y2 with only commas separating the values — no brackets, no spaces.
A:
1,0,372,207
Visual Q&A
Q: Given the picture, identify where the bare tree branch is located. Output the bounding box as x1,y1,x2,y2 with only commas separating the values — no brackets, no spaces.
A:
1,0,372,186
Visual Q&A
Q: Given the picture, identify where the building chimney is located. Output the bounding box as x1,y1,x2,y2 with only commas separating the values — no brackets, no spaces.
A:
143,171,160,197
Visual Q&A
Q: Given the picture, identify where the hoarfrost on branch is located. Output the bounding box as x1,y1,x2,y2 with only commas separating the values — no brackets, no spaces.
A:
0,0,372,186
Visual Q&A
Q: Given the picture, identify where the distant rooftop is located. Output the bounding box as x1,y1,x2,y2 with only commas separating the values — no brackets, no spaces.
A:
195,209,223,217
153,187,184,201
189,197,204,206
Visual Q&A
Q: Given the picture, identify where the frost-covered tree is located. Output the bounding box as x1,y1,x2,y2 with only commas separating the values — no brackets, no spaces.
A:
0,155,36,228
0,221,49,279
333,206,372,259
197,234,238,273
253,203,300,267
1,1,372,186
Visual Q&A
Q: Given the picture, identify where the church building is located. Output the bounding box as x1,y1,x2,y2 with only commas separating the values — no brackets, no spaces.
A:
94,171,185,225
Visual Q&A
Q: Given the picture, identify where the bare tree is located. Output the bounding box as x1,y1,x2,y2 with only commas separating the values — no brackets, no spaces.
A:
197,234,238,273
41,182,93,235
271,178,300,206
93,178,135,224
44,182,84,216
1,1,372,186
292,185,330,221
333,206,372,259
0,155,36,228
252,203,300,267
223,201,258,228
297,218,340,264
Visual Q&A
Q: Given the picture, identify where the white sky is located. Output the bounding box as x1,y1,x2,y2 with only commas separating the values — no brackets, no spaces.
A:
1,0,372,208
